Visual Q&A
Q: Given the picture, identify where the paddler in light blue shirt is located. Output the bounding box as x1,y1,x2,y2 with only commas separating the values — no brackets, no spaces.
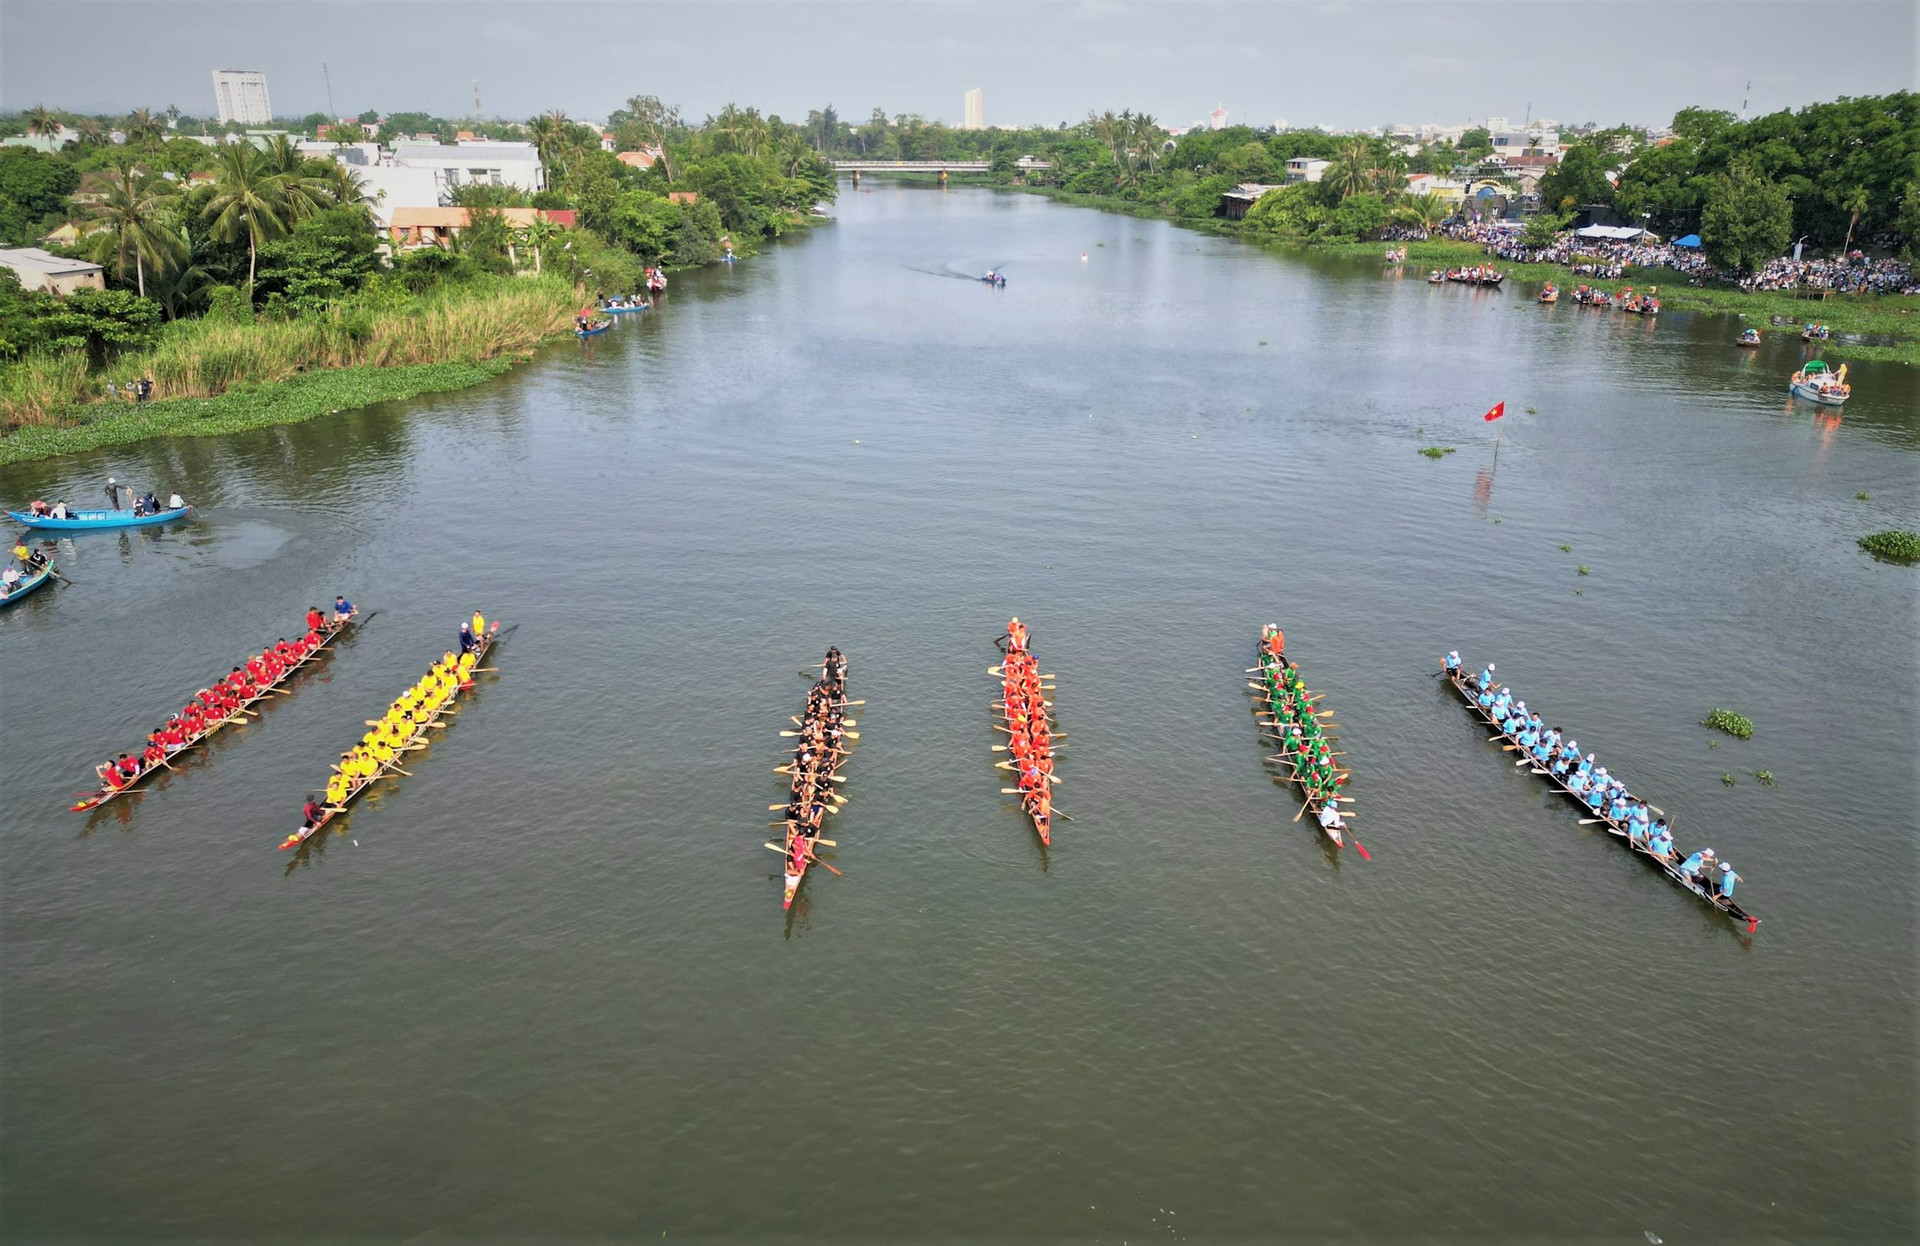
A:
1627,804,1651,844
1677,848,1716,883
1647,821,1674,859
1445,650,1461,674
1477,663,1496,690
1567,768,1589,796
1717,863,1741,901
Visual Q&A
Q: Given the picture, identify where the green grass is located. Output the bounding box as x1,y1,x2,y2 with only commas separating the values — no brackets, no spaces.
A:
1418,445,1455,459
0,360,522,465
1703,708,1754,739
1858,529,1920,561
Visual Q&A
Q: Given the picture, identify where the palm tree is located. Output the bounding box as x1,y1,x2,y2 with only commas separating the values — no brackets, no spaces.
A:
257,133,332,222
73,117,107,147
23,105,60,137
528,111,570,186
164,104,181,128
521,214,559,274
1840,185,1870,253
1392,192,1448,233
89,158,185,299
316,162,372,214
124,108,165,152
201,143,290,290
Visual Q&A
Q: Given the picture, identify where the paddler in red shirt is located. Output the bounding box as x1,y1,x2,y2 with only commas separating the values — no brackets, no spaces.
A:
305,606,326,633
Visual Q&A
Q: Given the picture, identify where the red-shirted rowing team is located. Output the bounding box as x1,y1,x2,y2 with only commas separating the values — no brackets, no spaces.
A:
86,598,358,795
996,617,1058,845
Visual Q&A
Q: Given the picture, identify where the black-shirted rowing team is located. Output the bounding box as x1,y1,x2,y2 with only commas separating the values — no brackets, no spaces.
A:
778,648,851,908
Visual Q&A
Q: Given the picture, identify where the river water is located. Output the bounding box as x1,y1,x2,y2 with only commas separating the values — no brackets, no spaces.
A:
2,186,1914,1243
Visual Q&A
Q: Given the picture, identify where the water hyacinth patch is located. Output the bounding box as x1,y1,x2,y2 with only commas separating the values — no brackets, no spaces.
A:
1858,530,1920,561
1418,446,1455,459
1704,708,1754,739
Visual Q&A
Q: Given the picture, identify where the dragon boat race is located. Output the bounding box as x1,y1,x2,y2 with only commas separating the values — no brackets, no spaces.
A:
2,2,1914,1242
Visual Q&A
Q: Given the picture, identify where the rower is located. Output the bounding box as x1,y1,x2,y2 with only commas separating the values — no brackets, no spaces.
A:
1444,650,1461,674
306,605,326,632
458,621,479,653
333,595,356,625
1677,848,1716,884
1716,862,1742,902
300,797,325,829
1477,663,1496,690
1647,821,1675,859
1317,801,1347,834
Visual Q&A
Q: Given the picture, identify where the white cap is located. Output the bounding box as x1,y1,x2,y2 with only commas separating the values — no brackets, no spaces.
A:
1703,848,1716,856
1719,861,1733,871
1488,664,1494,670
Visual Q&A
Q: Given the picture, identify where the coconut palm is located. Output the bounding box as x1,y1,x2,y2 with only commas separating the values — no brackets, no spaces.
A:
124,108,165,152
257,133,333,222
316,162,372,214
1392,192,1449,232
528,111,571,186
89,158,186,299
73,117,107,147
23,105,61,137
521,214,559,274
201,142,290,290
1840,185,1870,253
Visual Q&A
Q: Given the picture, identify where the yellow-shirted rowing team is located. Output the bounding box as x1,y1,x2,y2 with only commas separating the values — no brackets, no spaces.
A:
277,612,492,850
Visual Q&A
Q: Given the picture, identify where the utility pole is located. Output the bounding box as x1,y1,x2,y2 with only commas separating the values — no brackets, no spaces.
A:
323,62,336,119
1742,81,1751,118
473,78,482,121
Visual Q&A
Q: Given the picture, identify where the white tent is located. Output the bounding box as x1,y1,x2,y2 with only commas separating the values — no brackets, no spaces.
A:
1575,224,1657,241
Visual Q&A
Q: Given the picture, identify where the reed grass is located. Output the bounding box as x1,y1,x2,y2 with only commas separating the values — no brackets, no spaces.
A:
0,275,576,440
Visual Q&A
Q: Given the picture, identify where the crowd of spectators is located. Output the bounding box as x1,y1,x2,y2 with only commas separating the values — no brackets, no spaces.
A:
1432,220,1916,293
1737,252,1918,295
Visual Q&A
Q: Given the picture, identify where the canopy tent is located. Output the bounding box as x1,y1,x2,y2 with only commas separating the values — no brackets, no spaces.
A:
1673,234,1702,248
1574,224,1658,242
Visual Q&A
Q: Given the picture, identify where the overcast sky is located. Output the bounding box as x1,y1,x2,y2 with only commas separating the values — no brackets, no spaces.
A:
3,1,1914,130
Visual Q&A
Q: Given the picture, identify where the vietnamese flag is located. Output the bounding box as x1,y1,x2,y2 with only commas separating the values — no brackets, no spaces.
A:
1483,401,1506,422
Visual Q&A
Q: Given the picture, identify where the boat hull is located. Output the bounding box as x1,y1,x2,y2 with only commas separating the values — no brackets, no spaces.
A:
1789,382,1847,406
0,562,55,608
9,505,191,531
576,323,612,337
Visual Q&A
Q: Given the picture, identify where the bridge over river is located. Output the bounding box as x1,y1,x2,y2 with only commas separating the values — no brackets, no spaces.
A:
830,158,1049,182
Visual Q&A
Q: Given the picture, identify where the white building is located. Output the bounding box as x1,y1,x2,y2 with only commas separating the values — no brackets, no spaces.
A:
388,140,546,193
1208,105,1228,131
1285,157,1331,183
212,70,273,126
963,88,983,130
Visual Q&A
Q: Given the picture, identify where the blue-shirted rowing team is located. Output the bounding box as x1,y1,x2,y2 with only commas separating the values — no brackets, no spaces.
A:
1444,651,1743,903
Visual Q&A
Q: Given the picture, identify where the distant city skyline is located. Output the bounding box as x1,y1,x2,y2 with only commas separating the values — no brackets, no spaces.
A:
2,1,1913,130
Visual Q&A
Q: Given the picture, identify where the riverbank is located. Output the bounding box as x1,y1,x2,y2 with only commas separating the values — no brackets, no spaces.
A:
1014,187,1920,365
0,359,534,467
0,275,577,466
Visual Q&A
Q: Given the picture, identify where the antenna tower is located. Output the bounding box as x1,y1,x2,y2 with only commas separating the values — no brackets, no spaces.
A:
473,78,482,120
323,63,336,119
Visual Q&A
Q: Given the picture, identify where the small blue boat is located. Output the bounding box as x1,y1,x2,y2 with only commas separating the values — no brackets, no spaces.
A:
577,320,613,338
0,561,55,609
604,302,648,315
8,504,193,531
